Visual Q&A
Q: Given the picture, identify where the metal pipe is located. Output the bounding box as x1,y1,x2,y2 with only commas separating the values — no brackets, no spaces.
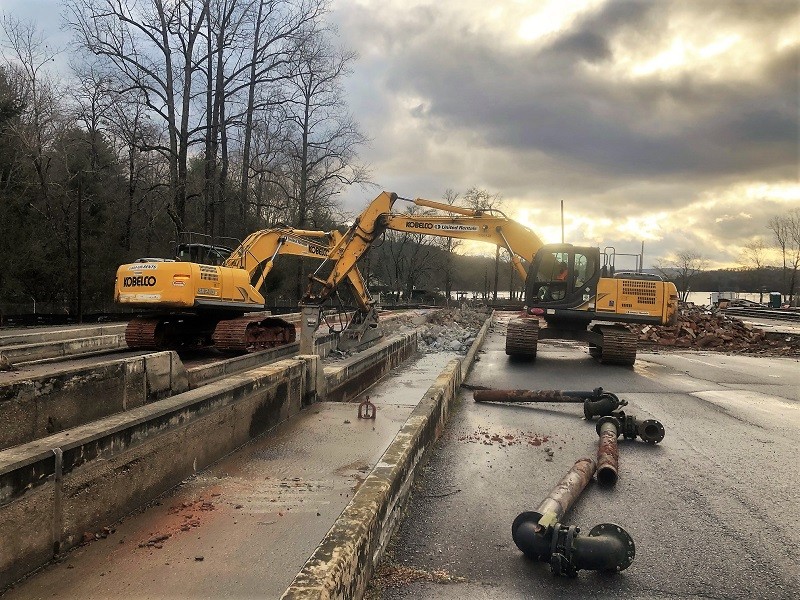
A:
583,393,627,419
532,457,596,530
473,387,627,419
474,389,585,403
595,416,620,486
512,456,635,577
612,411,665,444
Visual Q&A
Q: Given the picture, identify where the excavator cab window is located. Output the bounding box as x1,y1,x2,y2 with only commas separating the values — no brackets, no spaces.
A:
527,245,600,308
531,251,570,302
176,243,232,266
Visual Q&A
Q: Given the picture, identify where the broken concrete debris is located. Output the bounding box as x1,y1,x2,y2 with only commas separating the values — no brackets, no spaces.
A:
631,306,799,354
391,307,490,354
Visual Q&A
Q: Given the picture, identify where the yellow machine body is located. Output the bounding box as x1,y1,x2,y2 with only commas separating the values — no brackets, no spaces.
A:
594,277,678,325
114,261,264,312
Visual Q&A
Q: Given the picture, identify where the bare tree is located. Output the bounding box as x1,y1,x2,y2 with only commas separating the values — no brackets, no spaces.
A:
107,92,170,252
655,250,708,302
237,0,322,229
0,65,26,191
768,208,800,305
373,213,439,303
740,238,769,302
1,16,62,209
463,187,504,301
68,0,210,231
438,188,463,305
279,24,368,229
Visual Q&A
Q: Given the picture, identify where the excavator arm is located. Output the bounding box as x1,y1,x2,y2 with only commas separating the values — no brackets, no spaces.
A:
303,191,543,304
382,214,542,281
299,191,544,352
226,228,333,292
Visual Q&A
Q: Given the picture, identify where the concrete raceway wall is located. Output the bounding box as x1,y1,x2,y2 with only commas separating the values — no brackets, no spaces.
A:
0,332,417,590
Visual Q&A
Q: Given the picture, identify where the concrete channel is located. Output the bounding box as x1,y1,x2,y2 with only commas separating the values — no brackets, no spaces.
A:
0,311,492,598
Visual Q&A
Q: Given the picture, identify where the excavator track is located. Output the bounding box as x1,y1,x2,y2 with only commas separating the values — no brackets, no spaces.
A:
593,325,637,366
212,316,296,352
125,318,163,349
505,317,539,360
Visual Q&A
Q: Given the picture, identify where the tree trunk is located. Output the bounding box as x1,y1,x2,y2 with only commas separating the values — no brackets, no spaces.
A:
240,0,265,229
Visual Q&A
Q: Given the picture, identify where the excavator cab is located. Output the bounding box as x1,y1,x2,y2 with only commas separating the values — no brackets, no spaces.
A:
526,244,601,309
173,233,239,266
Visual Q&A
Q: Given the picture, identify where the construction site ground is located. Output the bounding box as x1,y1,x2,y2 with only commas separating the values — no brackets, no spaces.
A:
2,307,798,599
368,313,799,600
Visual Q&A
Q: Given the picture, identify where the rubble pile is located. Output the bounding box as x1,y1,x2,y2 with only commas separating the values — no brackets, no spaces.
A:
631,306,800,354
391,307,490,354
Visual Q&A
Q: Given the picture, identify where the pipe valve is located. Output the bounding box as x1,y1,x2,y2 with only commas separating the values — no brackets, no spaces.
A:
604,411,665,444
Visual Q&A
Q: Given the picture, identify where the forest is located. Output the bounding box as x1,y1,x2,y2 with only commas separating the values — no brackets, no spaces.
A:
0,0,369,317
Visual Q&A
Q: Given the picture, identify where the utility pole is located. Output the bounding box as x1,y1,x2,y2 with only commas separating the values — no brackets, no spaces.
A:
493,246,500,302
640,240,644,273
560,200,564,243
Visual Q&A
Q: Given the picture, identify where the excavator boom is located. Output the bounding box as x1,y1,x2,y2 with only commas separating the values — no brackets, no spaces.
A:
300,191,678,366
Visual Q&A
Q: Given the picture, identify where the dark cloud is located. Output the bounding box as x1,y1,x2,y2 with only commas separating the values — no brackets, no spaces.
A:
543,31,612,64
374,1,798,185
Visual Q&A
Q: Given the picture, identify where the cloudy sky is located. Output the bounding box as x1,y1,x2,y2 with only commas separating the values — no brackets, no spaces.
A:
3,0,798,268
328,0,799,268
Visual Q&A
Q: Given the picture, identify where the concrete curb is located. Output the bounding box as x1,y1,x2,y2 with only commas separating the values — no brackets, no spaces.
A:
281,311,494,599
0,351,188,450
0,325,127,348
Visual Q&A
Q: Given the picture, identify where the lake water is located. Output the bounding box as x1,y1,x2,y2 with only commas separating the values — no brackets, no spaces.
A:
685,291,770,306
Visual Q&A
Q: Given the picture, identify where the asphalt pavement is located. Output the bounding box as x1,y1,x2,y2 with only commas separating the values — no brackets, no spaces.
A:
370,314,800,600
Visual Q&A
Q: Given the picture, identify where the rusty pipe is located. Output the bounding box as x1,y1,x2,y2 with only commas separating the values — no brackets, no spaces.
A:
512,457,635,576
474,389,586,403
595,416,620,487
473,388,627,419
532,457,596,531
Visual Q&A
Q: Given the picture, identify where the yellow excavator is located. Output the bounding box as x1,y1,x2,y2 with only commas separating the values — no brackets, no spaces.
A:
300,191,679,365
115,228,376,351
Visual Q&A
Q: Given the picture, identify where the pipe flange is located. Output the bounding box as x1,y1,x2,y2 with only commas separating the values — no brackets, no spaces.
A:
595,414,620,436
588,522,636,571
549,522,580,578
638,419,665,444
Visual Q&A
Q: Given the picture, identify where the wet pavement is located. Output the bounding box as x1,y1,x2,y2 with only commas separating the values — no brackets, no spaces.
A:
371,315,800,599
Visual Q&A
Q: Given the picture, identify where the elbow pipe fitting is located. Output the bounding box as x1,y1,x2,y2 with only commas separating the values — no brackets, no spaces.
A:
608,411,665,444
583,392,628,420
512,513,635,577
